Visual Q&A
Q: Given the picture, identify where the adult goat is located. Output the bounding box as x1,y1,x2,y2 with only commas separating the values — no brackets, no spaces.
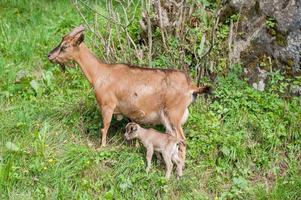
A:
48,25,210,159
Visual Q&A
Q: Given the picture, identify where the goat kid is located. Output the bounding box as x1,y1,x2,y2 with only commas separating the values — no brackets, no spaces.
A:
124,122,184,179
48,25,211,161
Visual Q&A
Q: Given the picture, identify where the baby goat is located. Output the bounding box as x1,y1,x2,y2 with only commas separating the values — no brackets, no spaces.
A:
124,122,184,179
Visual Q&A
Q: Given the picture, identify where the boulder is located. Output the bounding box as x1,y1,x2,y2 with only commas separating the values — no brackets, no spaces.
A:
224,0,301,91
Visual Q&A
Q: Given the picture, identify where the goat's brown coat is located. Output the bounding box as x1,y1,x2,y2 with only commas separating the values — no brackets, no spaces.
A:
48,25,210,160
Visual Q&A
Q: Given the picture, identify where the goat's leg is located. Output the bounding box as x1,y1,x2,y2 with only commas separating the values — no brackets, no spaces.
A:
146,147,154,173
175,125,186,162
163,113,186,160
164,110,186,161
175,124,186,140
162,108,186,140
100,104,115,147
166,122,186,161
172,153,183,178
162,152,173,179
155,152,163,165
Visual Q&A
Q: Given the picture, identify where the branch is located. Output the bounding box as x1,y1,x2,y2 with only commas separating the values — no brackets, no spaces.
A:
157,0,167,49
145,0,153,67
120,3,138,52
77,0,127,30
197,7,221,86
72,0,108,62
228,19,234,67
77,0,138,31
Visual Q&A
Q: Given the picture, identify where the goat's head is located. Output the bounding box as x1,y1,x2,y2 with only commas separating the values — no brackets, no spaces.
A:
124,122,140,140
48,25,85,71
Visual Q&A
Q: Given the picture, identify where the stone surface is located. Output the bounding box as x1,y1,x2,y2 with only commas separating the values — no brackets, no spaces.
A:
291,86,301,96
224,0,301,91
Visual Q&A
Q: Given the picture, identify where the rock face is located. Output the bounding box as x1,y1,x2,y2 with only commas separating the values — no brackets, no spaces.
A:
225,0,301,91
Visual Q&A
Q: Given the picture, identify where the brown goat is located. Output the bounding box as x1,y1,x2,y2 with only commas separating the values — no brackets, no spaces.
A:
48,25,210,160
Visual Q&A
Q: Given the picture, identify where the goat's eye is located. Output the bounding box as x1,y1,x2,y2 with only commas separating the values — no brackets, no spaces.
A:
61,45,67,51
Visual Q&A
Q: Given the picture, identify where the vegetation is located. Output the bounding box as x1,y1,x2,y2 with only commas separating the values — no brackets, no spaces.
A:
0,0,300,199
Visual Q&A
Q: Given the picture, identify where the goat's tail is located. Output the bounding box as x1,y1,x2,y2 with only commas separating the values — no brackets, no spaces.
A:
190,85,212,95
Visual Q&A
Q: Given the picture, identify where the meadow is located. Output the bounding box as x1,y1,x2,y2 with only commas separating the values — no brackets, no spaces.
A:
0,0,300,199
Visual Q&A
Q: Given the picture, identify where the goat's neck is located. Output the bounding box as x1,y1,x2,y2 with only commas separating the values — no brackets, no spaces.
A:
137,129,149,145
74,43,108,86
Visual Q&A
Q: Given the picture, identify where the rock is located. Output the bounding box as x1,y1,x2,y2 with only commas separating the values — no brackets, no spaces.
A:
224,0,301,83
244,67,268,91
291,86,301,96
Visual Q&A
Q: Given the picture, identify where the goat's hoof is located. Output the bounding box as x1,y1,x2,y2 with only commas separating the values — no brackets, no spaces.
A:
146,168,151,174
96,143,106,151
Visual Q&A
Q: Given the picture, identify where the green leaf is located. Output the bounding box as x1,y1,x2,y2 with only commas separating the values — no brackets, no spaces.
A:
233,176,248,189
5,141,20,152
221,146,230,156
197,34,206,57
104,189,114,200
30,80,40,93
42,70,53,87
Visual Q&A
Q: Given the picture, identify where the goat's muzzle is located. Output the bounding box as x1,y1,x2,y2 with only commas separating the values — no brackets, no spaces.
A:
47,53,66,72
124,134,130,141
48,53,55,61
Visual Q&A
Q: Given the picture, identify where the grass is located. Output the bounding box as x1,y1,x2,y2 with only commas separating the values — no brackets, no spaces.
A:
0,0,301,199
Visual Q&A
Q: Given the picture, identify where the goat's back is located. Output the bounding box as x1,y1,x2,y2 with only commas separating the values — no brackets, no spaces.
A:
110,64,192,92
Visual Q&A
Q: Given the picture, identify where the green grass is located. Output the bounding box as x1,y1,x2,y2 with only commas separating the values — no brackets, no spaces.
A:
1,1,301,199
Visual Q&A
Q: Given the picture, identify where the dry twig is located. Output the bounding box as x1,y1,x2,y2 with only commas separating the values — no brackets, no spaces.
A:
197,7,222,86
72,0,108,62
157,0,167,49
144,0,153,67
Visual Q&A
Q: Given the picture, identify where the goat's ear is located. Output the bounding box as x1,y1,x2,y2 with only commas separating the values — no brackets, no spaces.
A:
133,125,138,132
72,32,84,46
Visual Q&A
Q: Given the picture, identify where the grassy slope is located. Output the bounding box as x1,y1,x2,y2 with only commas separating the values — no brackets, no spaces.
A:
0,1,300,199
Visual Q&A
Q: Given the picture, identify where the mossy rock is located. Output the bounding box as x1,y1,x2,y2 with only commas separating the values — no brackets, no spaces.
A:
275,32,287,47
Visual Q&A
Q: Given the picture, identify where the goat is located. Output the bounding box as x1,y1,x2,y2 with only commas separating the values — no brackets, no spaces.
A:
124,122,184,179
48,25,211,160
